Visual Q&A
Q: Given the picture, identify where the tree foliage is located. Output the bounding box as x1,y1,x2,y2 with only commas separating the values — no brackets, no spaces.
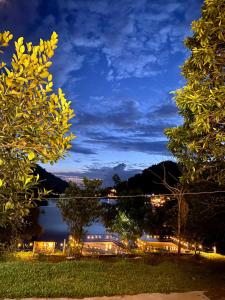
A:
110,211,141,245
102,188,153,245
165,0,225,184
183,181,225,253
102,161,181,245
0,31,74,228
57,178,102,255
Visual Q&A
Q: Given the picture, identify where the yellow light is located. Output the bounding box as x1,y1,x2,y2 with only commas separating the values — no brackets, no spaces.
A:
18,243,22,248
29,242,33,247
60,243,63,247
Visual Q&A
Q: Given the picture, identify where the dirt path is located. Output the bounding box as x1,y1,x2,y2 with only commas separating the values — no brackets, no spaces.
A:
13,291,211,300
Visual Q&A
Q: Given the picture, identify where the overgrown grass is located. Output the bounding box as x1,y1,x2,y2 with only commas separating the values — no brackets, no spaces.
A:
0,255,224,299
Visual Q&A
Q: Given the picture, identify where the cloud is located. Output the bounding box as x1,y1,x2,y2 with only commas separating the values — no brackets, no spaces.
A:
70,96,179,156
76,99,141,129
51,0,203,81
55,163,142,187
84,130,169,155
106,54,159,81
130,122,176,138
0,0,203,84
70,144,96,155
0,0,201,162
153,103,178,117
0,0,85,88
74,96,179,142
147,101,179,119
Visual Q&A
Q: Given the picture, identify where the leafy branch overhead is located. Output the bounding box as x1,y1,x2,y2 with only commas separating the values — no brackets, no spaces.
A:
165,0,225,185
0,31,75,228
0,31,75,164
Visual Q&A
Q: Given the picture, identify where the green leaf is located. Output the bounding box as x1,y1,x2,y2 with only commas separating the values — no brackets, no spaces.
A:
28,151,35,160
5,201,14,210
24,177,32,186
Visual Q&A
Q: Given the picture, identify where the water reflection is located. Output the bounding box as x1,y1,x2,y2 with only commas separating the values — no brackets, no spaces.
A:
38,199,108,242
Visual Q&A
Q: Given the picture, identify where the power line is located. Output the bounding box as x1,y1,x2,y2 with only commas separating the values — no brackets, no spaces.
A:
41,190,225,202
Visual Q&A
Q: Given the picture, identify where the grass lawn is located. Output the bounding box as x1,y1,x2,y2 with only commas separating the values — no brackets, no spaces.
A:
0,255,224,299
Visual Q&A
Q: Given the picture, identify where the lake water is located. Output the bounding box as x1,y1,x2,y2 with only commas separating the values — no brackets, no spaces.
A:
38,199,159,244
38,199,110,243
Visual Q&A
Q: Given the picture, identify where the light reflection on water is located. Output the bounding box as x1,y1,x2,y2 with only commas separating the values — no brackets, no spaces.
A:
38,199,108,242
38,199,159,243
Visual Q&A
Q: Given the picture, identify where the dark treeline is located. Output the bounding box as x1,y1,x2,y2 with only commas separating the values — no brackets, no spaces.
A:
109,161,225,254
113,160,181,195
101,161,180,248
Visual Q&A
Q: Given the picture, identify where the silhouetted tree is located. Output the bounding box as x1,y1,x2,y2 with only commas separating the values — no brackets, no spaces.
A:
57,177,103,256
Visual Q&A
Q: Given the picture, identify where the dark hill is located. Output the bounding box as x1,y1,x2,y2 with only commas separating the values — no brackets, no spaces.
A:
34,165,69,194
115,161,181,194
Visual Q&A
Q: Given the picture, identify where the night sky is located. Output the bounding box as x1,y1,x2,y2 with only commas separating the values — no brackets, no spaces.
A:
0,0,203,185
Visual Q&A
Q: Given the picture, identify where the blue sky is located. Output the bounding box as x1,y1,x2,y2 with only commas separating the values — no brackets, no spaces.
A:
0,0,203,185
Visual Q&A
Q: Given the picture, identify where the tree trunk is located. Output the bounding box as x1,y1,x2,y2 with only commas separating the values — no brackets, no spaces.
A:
177,197,181,254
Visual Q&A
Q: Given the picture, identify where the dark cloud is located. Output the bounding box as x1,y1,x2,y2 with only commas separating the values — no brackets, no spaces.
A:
84,131,169,155
147,102,179,119
76,99,141,129
130,122,176,138
153,104,178,117
70,97,179,156
111,140,169,155
70,145,96,155
73,98,178,149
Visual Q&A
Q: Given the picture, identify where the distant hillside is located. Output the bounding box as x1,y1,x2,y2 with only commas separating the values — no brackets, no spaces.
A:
115,161,181,194
34,165,69,194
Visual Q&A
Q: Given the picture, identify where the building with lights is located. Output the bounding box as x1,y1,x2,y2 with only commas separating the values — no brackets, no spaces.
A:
69,234,126,255
150,194,170,208
32,241,56,254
